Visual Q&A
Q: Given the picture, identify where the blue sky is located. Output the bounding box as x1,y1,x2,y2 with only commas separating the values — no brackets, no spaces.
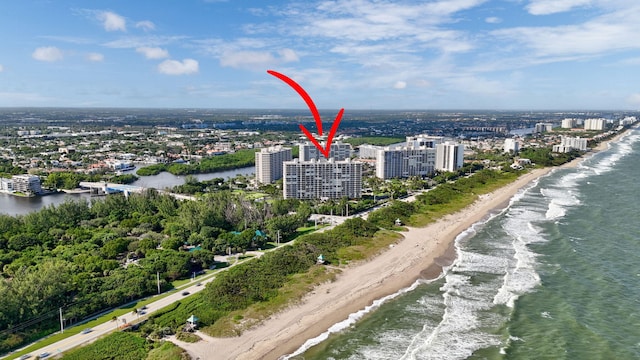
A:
1,0,639,110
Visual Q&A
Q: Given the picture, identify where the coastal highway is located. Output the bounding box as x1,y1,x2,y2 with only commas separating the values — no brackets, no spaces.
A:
5,276,216,360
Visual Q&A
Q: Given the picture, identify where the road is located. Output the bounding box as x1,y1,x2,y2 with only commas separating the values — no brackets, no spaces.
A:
5,275,217,360
5,249,275,360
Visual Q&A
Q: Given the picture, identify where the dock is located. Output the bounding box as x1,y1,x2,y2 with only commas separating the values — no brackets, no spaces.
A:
78,182,195,201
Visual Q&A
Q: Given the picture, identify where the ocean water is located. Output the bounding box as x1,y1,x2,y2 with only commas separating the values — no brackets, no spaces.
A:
286,127,640,360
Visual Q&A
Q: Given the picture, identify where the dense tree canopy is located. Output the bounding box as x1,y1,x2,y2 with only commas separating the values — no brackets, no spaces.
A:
0,186,311,354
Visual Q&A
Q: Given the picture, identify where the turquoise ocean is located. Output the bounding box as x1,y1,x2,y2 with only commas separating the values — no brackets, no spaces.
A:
286,127,640,360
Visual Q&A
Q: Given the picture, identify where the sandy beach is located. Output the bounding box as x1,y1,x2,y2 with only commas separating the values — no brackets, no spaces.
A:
174,131,628,360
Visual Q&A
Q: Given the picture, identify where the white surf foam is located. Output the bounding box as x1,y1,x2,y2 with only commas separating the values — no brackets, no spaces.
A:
280,279,429,360
493,190,548,308
397,271,503,360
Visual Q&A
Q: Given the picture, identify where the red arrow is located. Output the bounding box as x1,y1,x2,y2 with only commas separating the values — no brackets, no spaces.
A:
267,70,344,159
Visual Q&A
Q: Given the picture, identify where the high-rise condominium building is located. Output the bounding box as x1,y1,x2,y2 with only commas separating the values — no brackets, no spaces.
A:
375,147,436,180
373,135,442,180
561,118,578,129
358,144,383,159
299,141,351,161
584,118,606,131
283,158,362,199
435,142,465,172
504,138,520,154
405,135,444,149
553,136,588,153
255,146,292,184
534,123,554,133
620,116,636,126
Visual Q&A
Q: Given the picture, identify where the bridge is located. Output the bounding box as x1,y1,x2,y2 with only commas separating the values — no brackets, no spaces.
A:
78,182,195,201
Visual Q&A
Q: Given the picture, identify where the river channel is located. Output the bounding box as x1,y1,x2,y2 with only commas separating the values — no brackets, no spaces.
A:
0,166,254,217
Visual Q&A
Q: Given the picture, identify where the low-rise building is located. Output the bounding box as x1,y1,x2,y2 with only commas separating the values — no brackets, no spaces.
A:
10,174,43,194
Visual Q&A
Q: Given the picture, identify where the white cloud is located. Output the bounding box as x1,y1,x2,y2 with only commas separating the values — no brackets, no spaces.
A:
135,20,155,31
38,35,93,44
526,0,592,15
627,93,640,106
485,16,502,23
445,74,514,96
278,48,299,62
216,46,299,70
220,51,276,69
0,91,54,104
618,57,640,65
415,79,432,87
297,0,487,42
32,46,64,62
97,11,126,32
87,53,104,62
158,59,199,75
491,6,640,58
423,0,489,16
393,81,407,89
136,47,170,59
103,36,187,49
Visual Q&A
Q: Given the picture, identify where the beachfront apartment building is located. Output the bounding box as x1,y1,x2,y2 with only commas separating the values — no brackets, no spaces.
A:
435,142,465,172
620,116,636,126
374,136,461,179
553,136,588,153
375,147,437,180
255,146,292,184
283,158,362,199
584,118,606,131
299,141,351,161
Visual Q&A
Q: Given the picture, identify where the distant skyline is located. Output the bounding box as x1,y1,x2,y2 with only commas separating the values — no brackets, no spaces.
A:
1,0,640,110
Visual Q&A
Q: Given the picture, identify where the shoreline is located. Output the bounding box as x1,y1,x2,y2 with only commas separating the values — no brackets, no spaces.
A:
176,129,631,360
